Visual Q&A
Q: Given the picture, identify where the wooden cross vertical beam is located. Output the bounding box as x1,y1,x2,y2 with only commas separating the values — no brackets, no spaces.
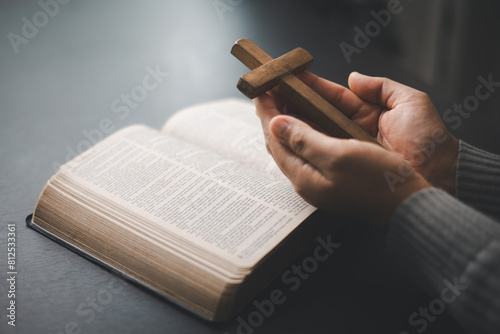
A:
231,38,381,146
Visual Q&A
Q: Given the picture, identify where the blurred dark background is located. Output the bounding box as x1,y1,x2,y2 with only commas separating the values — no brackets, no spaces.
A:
310,0,500,154
1,1,499,333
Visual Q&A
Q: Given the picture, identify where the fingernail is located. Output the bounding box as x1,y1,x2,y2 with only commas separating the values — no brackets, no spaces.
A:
350,71,359,79
351,71,367,79
272,118,290,138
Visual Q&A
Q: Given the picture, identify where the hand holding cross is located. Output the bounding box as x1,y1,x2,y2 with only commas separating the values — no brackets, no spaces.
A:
231,38,381,146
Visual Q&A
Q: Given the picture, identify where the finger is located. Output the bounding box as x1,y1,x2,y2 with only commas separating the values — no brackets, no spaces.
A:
267,91,288,113
253,92,280,118
348,72,423,109
269,115,343,173
253,93,282,153
268,134,326,189
265,117,328,193
298,71,380,119
298,72,382,136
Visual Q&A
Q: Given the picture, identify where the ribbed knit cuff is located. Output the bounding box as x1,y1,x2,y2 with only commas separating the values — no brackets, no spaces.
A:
457,141,500,220
388,187,500,333
388,188,500,292
388,188,499,293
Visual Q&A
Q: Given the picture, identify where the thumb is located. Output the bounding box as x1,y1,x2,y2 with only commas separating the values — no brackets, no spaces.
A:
348,72,422,109
269,115,345,172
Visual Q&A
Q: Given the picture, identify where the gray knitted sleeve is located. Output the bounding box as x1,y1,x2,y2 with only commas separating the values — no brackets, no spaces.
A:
387,141,500,334
456,141,500,220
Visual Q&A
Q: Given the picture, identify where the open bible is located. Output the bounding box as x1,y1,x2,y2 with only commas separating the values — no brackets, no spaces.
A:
30,98,328,321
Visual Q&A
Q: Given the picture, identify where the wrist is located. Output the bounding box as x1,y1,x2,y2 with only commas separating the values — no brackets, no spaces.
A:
378,174,431,230
425,135,459,195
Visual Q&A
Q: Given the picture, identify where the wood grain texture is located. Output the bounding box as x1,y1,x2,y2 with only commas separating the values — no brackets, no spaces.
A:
231,38,381,146
237,48,313,99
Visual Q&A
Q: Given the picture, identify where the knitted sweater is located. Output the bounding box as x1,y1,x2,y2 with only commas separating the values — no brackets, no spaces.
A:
388,141,500,334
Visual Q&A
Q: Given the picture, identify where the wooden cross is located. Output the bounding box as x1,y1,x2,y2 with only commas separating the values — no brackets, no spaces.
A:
231,38,380,146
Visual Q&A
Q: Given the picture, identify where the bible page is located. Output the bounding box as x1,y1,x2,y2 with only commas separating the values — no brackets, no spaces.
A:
59,125,315,269
162,98,286,181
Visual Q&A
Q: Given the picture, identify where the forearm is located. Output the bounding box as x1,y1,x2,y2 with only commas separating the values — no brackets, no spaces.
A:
388,188,500,334
456,141,500,220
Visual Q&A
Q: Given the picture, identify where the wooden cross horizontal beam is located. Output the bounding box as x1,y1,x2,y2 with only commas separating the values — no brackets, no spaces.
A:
231,38,381,146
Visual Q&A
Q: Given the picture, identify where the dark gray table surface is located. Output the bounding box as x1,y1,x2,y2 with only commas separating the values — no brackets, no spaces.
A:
1,1,499,333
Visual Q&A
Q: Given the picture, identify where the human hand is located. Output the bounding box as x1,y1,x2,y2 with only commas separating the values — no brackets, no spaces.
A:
254,94,431,228
296,72,459,194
